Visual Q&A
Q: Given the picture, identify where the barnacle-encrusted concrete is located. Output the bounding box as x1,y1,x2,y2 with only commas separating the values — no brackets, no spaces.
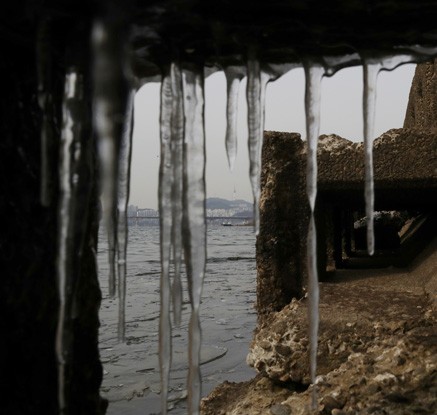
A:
257,127,437,316
404,59,437,131
318,128,437,195
202,238,437,415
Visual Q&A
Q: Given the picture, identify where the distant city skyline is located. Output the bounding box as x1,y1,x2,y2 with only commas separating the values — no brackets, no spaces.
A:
129,64,416,210
128,196,253,213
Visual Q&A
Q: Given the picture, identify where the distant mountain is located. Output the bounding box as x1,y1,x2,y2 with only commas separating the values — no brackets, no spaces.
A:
206,197,252,211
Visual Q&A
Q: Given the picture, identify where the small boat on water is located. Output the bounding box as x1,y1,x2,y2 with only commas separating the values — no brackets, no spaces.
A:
221,222,233,226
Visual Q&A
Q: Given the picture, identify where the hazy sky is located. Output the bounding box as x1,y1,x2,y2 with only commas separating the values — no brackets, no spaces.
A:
129,64,416,209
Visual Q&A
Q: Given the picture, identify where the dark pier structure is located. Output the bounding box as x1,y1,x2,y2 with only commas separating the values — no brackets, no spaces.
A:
1,1,437,414
257,123,437,316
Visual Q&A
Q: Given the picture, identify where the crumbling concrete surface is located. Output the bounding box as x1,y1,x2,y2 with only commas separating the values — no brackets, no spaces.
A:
256,132,308,315
404,59,437,131
201,238,437,415
256,127,437,316
318,128,437,189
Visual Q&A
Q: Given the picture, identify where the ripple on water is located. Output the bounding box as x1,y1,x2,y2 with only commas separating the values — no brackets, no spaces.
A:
98,224,257,410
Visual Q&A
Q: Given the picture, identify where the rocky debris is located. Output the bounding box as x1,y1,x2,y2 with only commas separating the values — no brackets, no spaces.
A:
203,235,437,414
247,281,433,385
200,375,293,415
280,332,437,415
202,289,436,415
247,299,311,384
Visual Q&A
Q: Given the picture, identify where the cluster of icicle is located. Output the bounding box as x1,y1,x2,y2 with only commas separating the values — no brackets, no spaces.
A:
158,62,207,414
40,17,421,412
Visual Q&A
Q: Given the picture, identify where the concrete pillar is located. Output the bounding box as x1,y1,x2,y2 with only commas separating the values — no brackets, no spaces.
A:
256,131,309,317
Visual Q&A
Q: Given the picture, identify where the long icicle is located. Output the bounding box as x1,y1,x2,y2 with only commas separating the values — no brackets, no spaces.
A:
304,63,324,411
56,68,83,415
362,62,380,256
170,62,184,326
224,67,244,171
260,70,270,147
117,88,135,342
159,73,174,414
92,19,128,298
246,60,271,234
182,66,206,415
107,222,117,297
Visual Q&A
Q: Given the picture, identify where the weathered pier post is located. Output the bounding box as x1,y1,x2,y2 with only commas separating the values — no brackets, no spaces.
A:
256,132,309,316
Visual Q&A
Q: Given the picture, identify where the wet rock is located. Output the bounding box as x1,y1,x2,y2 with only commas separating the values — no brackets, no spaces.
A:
207,273,437,415
270,403,291,415
274,344,291,357
247,299,311,384
259,340,272,350
320,394,342,413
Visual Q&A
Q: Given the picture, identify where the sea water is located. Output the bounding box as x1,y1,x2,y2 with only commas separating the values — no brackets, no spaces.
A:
97,222,257,414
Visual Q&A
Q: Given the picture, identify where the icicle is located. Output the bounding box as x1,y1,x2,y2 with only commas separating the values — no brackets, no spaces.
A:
362,62,381,256
116,89,135,342
36,20,54,207
260,71,270,134
305,64,323,212
92,20,129,298
246,60,271,234
224,67,244,171
304,63,324,411
182,66,206,415
107,230,117,297
159,74,174,414
170,62,184,326
56,68,83,415
361,53,420,256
